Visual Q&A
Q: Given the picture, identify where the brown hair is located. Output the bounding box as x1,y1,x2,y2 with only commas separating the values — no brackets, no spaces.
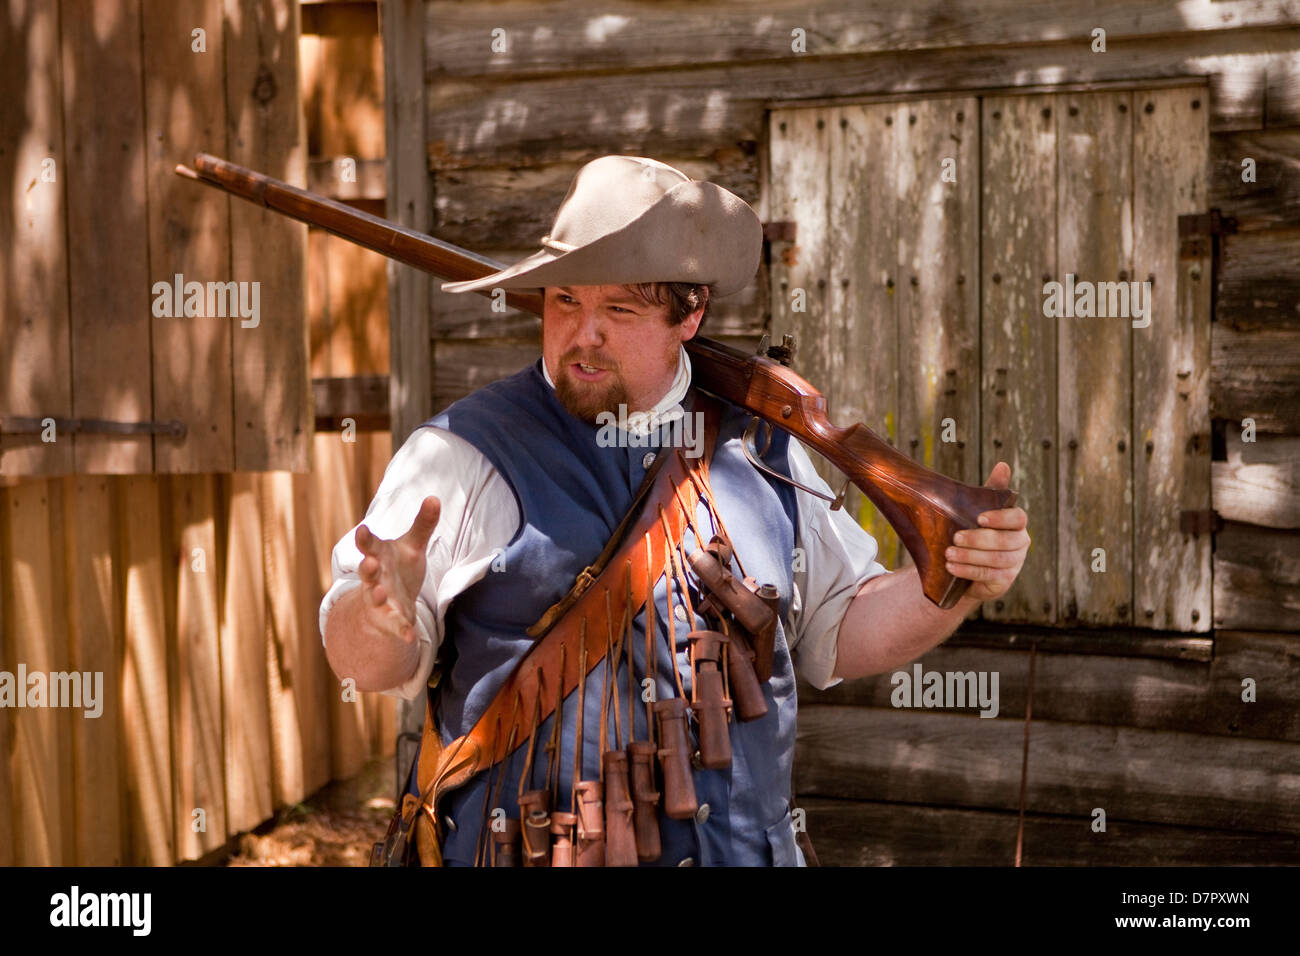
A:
625,282,711,327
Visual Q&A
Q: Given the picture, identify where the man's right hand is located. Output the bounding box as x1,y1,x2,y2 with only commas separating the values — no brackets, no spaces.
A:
355,494,442,645
324,495,441,691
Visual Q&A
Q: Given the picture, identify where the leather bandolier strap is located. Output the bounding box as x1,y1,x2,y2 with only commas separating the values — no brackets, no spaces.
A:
411,393,723,865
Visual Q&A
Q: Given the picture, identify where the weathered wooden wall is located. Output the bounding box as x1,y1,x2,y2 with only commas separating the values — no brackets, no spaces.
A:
0,0,400,864
409,0,1300,864
0,0,312,477
0,433,395,865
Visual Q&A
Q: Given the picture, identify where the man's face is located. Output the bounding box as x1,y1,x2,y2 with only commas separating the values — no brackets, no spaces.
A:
542,284,705,423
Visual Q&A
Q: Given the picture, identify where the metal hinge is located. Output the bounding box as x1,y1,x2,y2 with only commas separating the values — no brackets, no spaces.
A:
0,416,186,437
1179,508,1223,536
762,221,797,242
1177,208,1236,260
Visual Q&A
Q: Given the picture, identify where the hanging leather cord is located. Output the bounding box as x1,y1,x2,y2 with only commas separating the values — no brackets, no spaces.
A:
625,561,636,740
605,593,627,751
519,668,544,801
643,532,658,743
687,467,748,580
480,695,522,867
572,620,588,814
474,713,503,867
546,643,567,803
661,542,687,703
599,591,612,781
662,506,700,703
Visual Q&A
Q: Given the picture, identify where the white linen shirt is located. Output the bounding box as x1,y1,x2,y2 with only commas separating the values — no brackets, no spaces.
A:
319,346,890,700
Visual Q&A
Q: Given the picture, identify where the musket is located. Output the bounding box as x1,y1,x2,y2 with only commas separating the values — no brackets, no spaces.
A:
176,153,1016,609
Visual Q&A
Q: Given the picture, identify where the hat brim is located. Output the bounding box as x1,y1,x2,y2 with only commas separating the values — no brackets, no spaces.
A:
439,181,761,298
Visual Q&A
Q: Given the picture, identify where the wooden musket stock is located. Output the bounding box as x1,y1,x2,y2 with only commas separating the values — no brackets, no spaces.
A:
177,152,1017,608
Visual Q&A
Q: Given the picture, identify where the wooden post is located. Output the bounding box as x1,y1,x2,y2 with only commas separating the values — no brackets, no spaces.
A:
381,0,432,745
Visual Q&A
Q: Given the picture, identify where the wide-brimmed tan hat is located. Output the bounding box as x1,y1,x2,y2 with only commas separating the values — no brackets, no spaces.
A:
440,155,762,297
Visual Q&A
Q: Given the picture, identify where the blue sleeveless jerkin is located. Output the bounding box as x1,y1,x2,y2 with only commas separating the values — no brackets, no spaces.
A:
414,359,805,866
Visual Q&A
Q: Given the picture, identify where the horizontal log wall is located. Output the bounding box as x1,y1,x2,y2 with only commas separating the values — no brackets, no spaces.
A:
419,0,1300,863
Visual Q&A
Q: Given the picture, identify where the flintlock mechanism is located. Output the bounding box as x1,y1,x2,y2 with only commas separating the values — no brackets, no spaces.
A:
176,152,1017,609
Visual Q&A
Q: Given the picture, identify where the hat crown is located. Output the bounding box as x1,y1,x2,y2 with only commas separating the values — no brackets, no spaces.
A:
544,156,691,250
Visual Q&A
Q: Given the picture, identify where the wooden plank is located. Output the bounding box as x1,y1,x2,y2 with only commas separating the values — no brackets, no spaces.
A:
167,475,225,859
798,797,1020,866
307,227,332,377
1217,228,1300,331
1056,90,1134,627
798,797,1300,866
803,628,1300,743
767,108,833,490
0,2,72,476
1211,323,1300,433
1213,429,1300,529
60,0,152,474
225,0,311,472
1020,810,1300,865
950,621,1212,660
980,94,1058,624
896,99,982,547
301,0,378,38
63,476,124,864
309,433,370,778
290,469,332,796
1134,87,1212,633
313,375,390,420
142,0,233,472
118,476,174,864
1209,129,1300,231
326,233,389,375
796,705,1026,809
219,473,273,832
432,341,540,412
431,247,541,340
825,103,901,568
1212,520,1300,630
425,1,1300,78
425,37,1300,169
797,705,1300,833
383,0,433,456
261,472,307,806
314,9,384,159
1027,714,1300,834
3,481,74,863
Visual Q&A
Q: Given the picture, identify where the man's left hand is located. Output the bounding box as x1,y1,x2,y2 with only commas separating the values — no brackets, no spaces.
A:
944,461,1030,604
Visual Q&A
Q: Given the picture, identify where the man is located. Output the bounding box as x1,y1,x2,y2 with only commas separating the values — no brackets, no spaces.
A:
320,155,1029,866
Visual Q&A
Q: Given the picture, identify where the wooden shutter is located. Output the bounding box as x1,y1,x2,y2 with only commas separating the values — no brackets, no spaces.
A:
767,83,1211,631
0,0,311,477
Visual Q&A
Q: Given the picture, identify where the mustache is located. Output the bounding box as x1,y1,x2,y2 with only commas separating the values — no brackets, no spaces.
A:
561,348,618,370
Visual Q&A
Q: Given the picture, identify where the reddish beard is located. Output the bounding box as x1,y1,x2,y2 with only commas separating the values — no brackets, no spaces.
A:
554,353,631,424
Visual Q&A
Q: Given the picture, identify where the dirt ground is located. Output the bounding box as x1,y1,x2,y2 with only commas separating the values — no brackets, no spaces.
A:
224,755,399,867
